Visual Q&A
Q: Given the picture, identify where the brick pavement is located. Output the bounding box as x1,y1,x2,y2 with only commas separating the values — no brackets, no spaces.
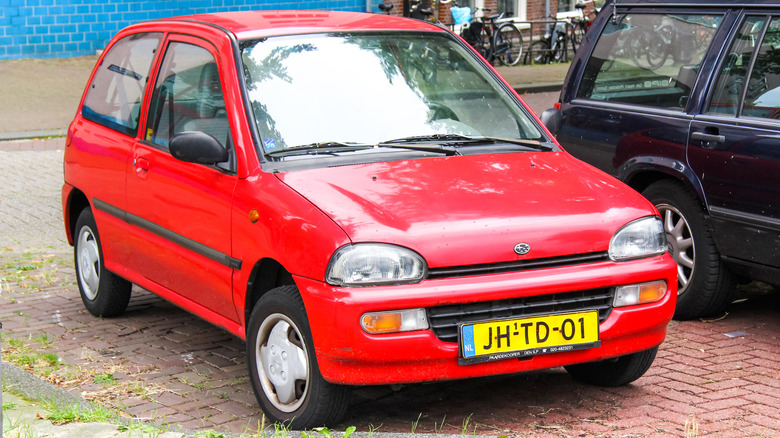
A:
1,142,779,437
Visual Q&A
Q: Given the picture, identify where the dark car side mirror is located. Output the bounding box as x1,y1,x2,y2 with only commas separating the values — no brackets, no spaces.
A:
540,108,563,136
170,131,229,165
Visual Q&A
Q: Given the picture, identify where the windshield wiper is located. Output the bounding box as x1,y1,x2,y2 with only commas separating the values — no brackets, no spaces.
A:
378,135,556,151
266,141,372,158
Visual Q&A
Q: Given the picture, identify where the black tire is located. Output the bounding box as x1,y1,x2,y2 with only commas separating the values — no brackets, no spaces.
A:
74,208,132,317
494,24,523,66
564,347,658,387
530,40,549,64
247,285,350,428
642,180,735,320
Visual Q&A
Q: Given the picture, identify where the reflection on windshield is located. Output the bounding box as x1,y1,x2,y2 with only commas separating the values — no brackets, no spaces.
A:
241,32,542,155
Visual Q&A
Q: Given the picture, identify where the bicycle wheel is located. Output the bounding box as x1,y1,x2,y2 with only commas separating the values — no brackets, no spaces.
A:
494,23,523,66
627,28,668,70
479,26,492,63
530,40,549,64
571,21,586,53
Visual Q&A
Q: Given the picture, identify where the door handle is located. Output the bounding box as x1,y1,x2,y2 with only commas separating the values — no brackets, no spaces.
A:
134,156,150,177
691,131,725,146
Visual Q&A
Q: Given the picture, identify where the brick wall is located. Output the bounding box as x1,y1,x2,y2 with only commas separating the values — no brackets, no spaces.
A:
0,0,371,60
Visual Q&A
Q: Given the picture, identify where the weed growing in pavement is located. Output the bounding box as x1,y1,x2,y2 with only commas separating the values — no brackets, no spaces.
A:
461,413,477,435
411,412,423,433
196,430,226,438
685,414,699,437
434,415,447,433
40,398,116,425
93,373,119,385
367,423,382,438
32,333,53,348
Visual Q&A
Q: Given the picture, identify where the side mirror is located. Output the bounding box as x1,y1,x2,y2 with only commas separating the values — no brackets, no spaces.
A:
170,131,229,165
540,108,563,136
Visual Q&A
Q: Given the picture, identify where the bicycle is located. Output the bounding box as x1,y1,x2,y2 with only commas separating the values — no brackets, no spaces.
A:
528,19,568,64
459,8,523,66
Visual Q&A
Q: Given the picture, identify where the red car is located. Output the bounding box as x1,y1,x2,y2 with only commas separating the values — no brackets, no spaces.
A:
62,10,676,428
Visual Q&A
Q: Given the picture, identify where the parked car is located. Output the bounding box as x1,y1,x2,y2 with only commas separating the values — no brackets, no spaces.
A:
543,0,780,320
62,10,676,428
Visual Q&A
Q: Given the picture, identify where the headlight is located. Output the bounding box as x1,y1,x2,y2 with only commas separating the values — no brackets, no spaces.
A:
326,243,427,286
609,216,667,261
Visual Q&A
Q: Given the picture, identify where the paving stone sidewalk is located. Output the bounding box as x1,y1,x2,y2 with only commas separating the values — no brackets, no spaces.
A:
2,139,780,437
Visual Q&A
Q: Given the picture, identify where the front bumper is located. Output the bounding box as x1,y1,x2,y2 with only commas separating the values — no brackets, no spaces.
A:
297,254,677,385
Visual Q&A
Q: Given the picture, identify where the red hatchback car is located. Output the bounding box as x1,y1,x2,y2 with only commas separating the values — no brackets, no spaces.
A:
62,10,677,428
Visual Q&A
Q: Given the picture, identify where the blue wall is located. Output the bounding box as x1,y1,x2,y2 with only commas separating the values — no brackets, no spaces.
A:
1,0,373,59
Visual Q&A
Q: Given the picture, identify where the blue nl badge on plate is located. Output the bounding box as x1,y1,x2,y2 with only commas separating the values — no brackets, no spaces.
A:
263,138,277,150
461,324,476,358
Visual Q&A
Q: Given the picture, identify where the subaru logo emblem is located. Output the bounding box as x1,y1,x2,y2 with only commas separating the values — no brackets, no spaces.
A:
514,243,531,255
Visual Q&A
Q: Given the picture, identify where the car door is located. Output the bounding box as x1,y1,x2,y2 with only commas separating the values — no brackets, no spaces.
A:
70,32,162,265
688,13,780,269
558,9,727,177
125,35,239,321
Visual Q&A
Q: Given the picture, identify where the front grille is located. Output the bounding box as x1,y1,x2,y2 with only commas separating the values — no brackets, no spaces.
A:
427,288,614,343
426,252,610,280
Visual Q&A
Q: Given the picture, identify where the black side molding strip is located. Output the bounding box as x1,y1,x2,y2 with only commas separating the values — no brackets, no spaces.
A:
710,206,780,232
93,198,243,270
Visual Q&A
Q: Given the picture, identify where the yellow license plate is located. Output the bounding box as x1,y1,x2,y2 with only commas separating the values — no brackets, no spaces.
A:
459,310,600,364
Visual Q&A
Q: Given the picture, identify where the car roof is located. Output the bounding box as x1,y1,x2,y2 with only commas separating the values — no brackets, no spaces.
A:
148,10,446,40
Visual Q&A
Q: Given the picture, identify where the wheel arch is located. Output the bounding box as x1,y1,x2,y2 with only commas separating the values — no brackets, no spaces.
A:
244,258,296,328
65,188,91,245
619,157,707,211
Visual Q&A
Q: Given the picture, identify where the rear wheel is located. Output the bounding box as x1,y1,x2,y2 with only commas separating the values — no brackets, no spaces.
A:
564,347,658,386
74,208,131,317
494,24,523,66
247,285,350,428
642,180,735,319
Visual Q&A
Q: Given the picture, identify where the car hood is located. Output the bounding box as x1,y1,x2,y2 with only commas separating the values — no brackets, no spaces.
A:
275,152,655,268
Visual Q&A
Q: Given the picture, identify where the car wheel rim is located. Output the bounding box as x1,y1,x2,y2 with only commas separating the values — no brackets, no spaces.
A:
77,225,101,300
255,314,310,413
657,203,694,295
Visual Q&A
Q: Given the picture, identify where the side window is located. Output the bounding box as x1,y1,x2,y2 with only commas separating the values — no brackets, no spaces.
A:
577,13,722,109
710,16,780,119
82,32,162,136
708,17,767,116
145,42,230,152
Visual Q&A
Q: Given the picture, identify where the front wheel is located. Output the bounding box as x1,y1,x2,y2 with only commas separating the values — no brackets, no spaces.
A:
494,24,523,66
564,347,658,386
74,208,131,317
247,285,350,428
641,180,735,319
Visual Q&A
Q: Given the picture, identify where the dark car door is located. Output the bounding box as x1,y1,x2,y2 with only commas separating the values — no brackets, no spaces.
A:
688,13,780,270
558,10,726,180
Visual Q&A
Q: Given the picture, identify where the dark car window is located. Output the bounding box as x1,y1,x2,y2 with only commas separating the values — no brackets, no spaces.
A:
145,42,231,151
577,13,722,110
707,16,768,116
82,32,162,136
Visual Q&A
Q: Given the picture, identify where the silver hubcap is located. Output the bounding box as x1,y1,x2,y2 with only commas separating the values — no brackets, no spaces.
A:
255,314,310,413
657,203,694,295
77,225,101,300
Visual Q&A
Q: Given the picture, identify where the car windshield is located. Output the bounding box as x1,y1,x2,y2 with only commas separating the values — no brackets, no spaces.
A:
241,32,545,158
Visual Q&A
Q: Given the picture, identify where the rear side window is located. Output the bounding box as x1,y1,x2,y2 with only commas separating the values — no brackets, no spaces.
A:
82,33,162,136
708,15,780,119
577,13,722,110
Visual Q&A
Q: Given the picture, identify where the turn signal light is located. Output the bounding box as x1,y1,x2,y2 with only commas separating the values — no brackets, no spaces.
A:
614,281,667,307
361,309,428,334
